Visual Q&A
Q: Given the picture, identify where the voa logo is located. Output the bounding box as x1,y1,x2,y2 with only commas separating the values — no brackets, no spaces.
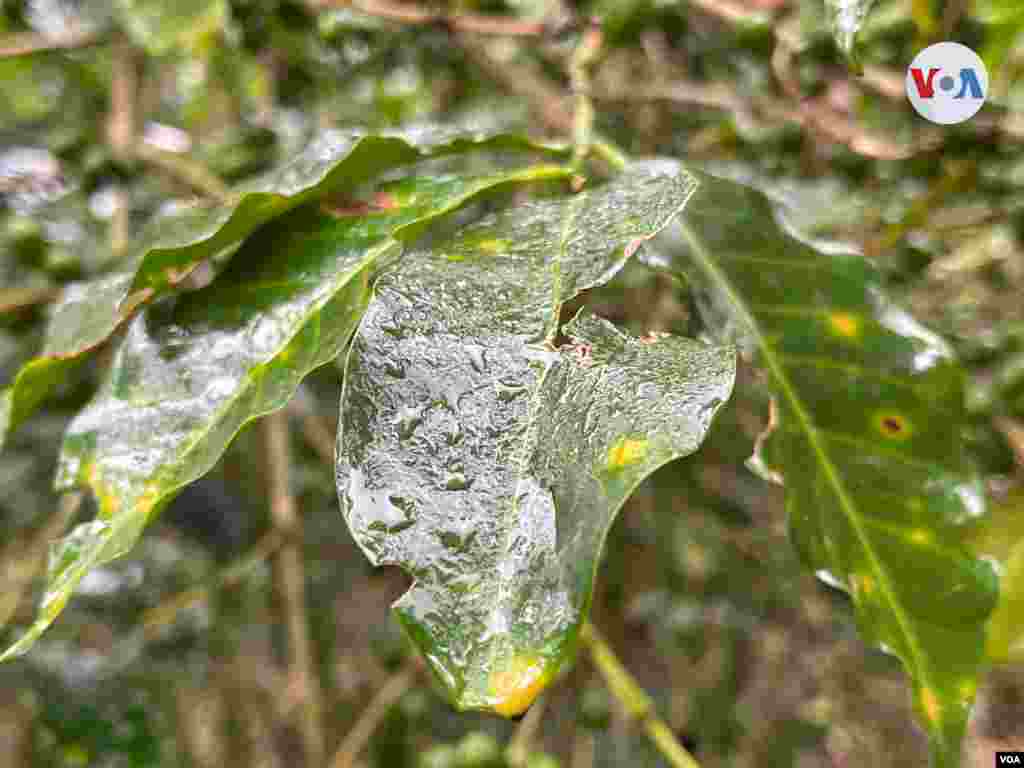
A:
997,752,1024,765
906,42,988,124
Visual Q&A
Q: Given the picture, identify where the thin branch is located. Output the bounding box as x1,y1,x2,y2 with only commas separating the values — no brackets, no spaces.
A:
312,0,546,36
134,143,232,203
104,36,231,204
329,661,418,768
264,412,325,768
287,391,337,467
582,623,702,768
106,37,137,165
0,30,100,58
458,36,573,135
506,694,547,768
0,286,60,315
0,493,81,629
568,20,603,172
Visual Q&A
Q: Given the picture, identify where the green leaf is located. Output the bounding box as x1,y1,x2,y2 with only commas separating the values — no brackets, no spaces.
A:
826,0,877,68
970,487,1024,663
643,163,998,767
0,275,134,452
336,168,736,716
0,129,566,451
0,164,568,661
112,0,227,55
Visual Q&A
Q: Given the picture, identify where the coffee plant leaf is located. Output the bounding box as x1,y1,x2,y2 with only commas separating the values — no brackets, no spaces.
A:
970,487,1024,663
643,162,998,768
337,168,736,716
0,163,568,660
0,128,566,451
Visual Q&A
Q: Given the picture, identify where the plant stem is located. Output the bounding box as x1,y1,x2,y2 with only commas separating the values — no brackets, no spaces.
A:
263,412,325,768
329,661,418,768
0,30,100,58
506,694,547,768
314,0,546,37
0,493,81,629
581,623,702,768
134,143,232,203
568,20,603,172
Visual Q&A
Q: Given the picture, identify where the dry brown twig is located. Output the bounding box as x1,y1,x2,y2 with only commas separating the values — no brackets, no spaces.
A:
506,694,548,768
0,29,99,58
0,493,81,629
264,412,325,768
313,0,546,37
329,661,419,768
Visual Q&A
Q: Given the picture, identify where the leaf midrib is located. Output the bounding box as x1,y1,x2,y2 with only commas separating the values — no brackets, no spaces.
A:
675,215,943,747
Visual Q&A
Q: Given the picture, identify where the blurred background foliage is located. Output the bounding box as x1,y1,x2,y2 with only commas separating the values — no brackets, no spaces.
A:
0,0,1022,766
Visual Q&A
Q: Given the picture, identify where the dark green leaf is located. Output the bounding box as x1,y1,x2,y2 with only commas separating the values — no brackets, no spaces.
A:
337,169,735,716
0,164,568,661
643,163,998,767
0,129,566,450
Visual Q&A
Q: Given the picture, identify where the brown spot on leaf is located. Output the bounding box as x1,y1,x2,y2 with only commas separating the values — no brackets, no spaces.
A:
873,410,913,440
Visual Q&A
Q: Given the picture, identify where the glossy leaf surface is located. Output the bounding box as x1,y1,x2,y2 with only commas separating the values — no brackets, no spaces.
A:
0,276,134,451
0,164,568,661
827,0,877,66
0,128,565,450
337,169,736,716
643,163,997,767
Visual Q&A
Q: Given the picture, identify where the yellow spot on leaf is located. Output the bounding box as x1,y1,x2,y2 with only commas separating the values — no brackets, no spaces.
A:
958,679,976,700
478,238,510,254
606,438,648,472
921,687,942,723
828,312,861,339
852,573,876,597
489,654,550,717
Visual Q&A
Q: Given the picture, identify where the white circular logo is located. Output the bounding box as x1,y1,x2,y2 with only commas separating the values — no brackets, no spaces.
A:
905,42,988,124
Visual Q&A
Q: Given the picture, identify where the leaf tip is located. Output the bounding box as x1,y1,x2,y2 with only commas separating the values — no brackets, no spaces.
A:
487,653,553,717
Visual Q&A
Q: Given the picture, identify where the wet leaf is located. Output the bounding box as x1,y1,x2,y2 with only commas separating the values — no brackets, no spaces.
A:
0,128,566,450
0,276,133,451
643,163,998,767
0,164,568,661
826,0,877,68
337,168,736,715
970,487,1024,663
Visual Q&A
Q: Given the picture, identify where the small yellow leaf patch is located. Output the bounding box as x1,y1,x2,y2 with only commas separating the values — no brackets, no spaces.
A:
606,437,648,473
920,687,942,725
488,653,552,717
827,311,861,340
